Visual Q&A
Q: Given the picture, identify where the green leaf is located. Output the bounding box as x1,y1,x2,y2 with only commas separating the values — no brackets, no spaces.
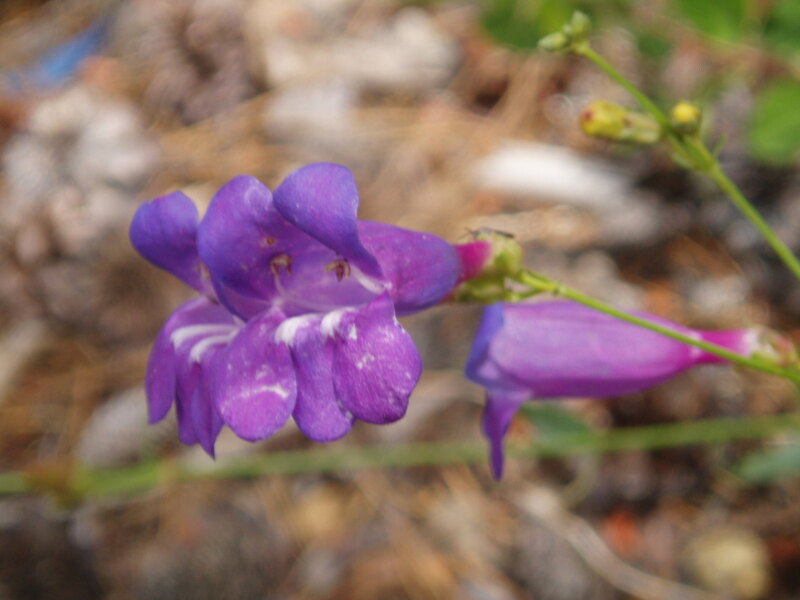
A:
747,79,800,165
519,403,592,441
673,0,746,41
734,442,800,483
763,0,800,56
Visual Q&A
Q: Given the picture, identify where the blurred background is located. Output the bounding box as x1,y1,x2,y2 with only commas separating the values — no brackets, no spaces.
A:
1,0,800,598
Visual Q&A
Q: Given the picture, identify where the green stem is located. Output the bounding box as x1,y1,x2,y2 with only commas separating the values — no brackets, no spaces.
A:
574,43,800,284
0,471,29,495
4,413,800,500
515,270,800,384
707,162,800,282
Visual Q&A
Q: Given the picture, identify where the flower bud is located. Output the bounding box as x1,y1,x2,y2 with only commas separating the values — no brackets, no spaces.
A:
466,301,760,478
538,32,571,53
538,11,592,53
580,100,662,144
452,230,524,303
567,11,591,39
671,101,702,134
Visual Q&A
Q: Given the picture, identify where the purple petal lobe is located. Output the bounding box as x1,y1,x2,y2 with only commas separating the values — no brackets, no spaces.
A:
278,316,354,441
175,360,201,445
465,302,506,389
331,293,422,423
145,297,234,424
197,175,309,300
130,191,207,293
482,391,528,479
358,221,461,315
214,309,297,441
274,163,382,279
190,352,225,457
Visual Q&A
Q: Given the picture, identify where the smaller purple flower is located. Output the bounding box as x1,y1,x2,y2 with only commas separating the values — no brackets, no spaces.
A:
131,163,462,454
466,301,757,478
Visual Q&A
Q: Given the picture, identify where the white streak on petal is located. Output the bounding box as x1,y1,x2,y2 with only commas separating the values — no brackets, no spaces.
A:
189,330,237,363
171,323,235,348
321,307,355,338
685,331,705,361
350,264,388,294
256,384,289,398
275,314,318,346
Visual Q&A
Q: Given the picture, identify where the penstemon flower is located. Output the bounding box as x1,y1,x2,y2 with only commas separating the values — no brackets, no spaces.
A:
466,301,764,479
130,163,462,455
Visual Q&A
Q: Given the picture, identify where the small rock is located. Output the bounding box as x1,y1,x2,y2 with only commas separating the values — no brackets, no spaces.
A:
76,387,175,468
684,526,771,599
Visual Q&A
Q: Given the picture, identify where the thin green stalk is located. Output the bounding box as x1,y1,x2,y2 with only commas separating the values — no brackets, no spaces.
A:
514,270,800,384
522,412,800,456
573,43,800,284
707,162,800,282
4,413,800,500
0,471,29,495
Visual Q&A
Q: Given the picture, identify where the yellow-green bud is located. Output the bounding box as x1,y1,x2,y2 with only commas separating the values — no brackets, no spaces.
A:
568,11,591,39
538,32,571,53
580,100,662,145
670,101,702,134
538,12,592,53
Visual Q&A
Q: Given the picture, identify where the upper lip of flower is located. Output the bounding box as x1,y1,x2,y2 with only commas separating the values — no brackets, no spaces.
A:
130,162,461,455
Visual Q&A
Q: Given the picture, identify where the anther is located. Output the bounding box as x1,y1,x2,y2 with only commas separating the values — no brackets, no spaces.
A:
325,258,351,282
260,235,278,248
270,254,292,277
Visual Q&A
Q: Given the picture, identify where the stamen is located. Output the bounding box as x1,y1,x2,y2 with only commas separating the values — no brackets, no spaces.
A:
325,258,351,282
270,254,292,278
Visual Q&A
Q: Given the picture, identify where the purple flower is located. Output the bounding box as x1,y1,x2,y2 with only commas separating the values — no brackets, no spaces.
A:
466,301,756,478
130,163,462,455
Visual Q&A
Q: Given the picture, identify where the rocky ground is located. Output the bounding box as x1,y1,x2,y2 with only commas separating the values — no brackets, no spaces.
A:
1,1,799,598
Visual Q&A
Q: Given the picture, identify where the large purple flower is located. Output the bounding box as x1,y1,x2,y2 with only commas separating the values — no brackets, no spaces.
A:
130,163,462,454
466,301,756,478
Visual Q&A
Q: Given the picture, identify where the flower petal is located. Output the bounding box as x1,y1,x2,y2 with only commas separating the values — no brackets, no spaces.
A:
358,221,461,315
464,302,508,390
213,309,297,441
278,316,354,441
175,360,201,446
197,175,311,301
490,302,705,398
145,297,234,424
129,191,207,293
190,352,225,457
482,391,528,479
273,163,382,280
331,293,422,424
211,277,269,321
